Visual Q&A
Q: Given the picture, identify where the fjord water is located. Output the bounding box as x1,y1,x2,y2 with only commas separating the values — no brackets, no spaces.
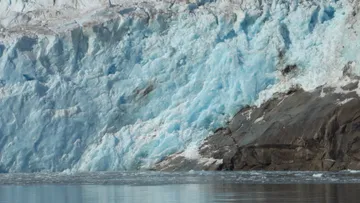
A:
1,171,360,203
1,184,360,203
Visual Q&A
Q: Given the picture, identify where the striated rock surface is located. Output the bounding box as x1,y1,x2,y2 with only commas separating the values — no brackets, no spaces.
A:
156,81,360,171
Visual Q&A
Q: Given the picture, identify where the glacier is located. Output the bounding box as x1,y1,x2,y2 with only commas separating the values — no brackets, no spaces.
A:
0,0,359,172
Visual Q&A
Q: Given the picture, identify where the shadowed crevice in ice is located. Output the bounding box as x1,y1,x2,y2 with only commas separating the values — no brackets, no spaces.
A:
279,23,291,50
15,36,37,52
0,44,5,57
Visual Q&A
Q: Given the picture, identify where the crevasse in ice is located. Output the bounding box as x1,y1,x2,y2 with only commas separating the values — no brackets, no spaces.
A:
0,0,359,172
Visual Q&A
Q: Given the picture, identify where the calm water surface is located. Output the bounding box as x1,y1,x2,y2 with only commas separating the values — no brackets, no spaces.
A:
0,171,360,203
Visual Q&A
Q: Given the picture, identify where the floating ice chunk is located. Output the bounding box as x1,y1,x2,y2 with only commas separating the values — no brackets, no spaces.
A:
345,170,360,174
313,173,323,178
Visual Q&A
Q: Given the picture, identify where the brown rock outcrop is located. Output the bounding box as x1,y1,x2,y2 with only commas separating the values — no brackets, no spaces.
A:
156,83,360,171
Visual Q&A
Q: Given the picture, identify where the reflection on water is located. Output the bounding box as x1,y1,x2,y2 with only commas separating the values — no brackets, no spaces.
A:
0,184,359,203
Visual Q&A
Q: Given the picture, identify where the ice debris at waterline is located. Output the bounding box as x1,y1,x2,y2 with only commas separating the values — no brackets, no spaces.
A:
0,0,359,172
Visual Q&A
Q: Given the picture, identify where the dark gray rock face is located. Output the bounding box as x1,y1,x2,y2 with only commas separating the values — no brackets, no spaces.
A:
156,84,360,171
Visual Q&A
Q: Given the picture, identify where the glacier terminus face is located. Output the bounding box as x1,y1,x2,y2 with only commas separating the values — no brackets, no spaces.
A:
0,0,359,172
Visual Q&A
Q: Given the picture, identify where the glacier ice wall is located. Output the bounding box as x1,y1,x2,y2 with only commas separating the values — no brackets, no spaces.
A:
0,0,359,172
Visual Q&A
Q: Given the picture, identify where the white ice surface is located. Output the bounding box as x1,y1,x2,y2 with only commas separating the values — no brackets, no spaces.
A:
0,0,359,172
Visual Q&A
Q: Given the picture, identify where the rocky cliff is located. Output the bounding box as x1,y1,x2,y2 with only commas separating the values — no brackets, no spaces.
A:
156,79,360,171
